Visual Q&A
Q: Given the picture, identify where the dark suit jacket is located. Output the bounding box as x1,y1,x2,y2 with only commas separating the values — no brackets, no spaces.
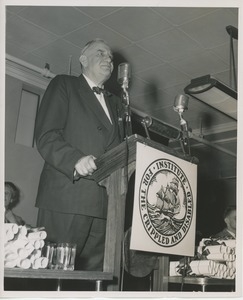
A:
35,74,124,218
212,228,235,239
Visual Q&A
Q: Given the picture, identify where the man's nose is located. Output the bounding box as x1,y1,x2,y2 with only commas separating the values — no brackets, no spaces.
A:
104,54,112,62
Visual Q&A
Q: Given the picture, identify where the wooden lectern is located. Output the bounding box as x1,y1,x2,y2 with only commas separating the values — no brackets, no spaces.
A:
4,134,196,292
91,134,196,291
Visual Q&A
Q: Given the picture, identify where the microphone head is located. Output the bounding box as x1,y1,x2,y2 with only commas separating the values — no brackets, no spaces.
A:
173,94,189,113
117,62,131,85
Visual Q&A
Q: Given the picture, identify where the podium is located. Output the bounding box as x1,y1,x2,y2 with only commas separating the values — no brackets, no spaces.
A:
4,134,197,292
91,134,196,291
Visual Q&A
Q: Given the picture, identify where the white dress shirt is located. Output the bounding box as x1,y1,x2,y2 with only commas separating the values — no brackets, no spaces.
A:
83,74,112,124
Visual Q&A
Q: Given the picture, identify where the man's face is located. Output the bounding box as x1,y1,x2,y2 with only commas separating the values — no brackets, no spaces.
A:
5,186,12,209
81,42,114,84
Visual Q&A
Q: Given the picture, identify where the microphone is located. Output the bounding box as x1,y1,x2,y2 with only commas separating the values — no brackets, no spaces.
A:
173,94,189,114
118,63,132,137
173,94,191,155
173,94,189,128
117,63,131,89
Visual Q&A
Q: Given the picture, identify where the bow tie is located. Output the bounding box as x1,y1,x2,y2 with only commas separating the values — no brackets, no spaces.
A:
92,86,111,97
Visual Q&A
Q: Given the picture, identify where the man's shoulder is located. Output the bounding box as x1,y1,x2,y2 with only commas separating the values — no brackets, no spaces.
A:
47,74,83,89
52,74,81,82
213,227,232,238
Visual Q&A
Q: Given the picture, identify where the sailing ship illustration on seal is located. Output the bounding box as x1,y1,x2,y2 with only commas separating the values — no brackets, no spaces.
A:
147,175,186,235
156,177,181,216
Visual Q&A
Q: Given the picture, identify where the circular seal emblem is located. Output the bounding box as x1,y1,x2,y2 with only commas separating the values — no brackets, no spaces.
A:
139,158,193,247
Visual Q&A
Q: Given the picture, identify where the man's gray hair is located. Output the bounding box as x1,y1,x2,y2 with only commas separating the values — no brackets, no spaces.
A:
80,38,110,56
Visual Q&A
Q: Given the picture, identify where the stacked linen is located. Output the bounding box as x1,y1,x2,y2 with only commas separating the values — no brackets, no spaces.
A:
189,259,235,279
169,238,236,279
169,261,184,276
4,223,48,269
196,238,236,279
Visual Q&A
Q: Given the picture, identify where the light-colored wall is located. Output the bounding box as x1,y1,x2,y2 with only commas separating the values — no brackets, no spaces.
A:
5,75,44,226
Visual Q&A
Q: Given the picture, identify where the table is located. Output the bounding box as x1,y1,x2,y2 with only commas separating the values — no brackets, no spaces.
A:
167,276,235,292
4,268,113,291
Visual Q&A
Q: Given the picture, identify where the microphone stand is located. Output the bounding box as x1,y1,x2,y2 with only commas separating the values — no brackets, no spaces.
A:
141,117,151,139
121,81,133,137
173,95,191,156
179,112,191,156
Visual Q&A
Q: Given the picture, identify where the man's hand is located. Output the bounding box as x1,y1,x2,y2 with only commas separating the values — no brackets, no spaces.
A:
75,155,97,176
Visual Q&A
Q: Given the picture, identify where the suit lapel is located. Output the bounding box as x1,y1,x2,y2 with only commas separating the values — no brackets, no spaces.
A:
77,75,112,130
104,94,116,125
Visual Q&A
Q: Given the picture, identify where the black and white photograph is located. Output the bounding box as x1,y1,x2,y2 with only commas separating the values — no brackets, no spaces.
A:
1,0,242,298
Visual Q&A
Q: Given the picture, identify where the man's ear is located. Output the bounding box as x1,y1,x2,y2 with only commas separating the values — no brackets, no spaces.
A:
79,55,88,68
